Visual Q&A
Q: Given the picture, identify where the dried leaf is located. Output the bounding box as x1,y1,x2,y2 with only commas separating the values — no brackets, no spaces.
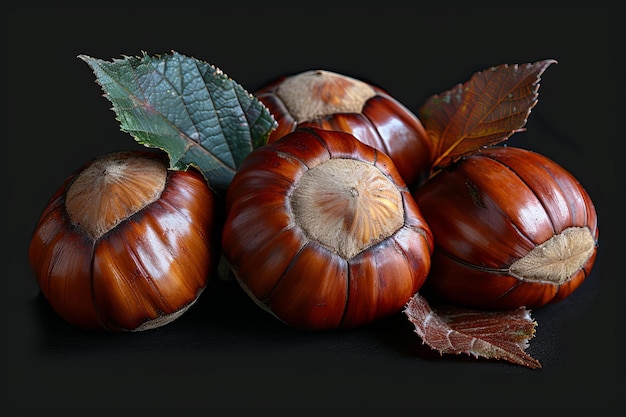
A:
419,59,556,171
404,293,541,369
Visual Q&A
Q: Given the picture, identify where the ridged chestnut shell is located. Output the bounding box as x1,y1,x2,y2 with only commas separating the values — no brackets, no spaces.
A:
413,146,599,309
221,127,434,330
28,151,221,331
255,69,435,187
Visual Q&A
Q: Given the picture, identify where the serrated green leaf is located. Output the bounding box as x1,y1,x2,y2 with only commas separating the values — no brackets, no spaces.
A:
79,51,277,191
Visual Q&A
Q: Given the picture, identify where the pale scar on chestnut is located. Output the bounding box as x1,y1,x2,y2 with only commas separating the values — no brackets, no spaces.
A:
275,70,377,122
65,153,167,240
510,226,596,284
290,158,404,259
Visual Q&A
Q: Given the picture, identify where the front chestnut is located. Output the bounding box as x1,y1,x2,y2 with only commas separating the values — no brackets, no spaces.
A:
413,146,599,310
255,69,435,188
28,151,221,331
221,127,434,330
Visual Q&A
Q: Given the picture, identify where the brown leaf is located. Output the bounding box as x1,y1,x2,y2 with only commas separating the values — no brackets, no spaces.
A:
418,59,557,172
403,293,542,369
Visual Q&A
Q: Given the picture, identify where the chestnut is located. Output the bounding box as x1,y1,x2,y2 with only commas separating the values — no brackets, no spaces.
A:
413,146,599,310
28,150,221,331
221,127,434,330
254,69,435,187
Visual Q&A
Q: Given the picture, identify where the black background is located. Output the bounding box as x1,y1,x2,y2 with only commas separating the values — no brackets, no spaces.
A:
7,1,618,415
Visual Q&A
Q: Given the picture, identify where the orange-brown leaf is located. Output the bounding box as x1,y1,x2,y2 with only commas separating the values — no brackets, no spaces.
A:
419,59,556,171
404,293,541,369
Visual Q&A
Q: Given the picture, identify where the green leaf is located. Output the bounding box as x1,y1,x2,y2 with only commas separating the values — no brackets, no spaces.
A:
79,51,277,191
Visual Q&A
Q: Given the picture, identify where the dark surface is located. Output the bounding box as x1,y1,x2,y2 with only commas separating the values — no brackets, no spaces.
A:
7,2,618,415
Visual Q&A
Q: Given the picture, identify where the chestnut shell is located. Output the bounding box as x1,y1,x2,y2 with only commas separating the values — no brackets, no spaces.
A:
413,146,599,309
255,69,435,188
28,151,222,331
221,127,434,330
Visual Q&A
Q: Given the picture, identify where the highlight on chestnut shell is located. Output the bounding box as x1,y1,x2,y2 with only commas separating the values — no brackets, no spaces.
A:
413,146,599,310
221,127,434,330
28,150,222,331
255,69,435,188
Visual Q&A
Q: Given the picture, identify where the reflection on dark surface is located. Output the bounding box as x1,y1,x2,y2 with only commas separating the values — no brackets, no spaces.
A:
29,262,603,371
31,277,431,359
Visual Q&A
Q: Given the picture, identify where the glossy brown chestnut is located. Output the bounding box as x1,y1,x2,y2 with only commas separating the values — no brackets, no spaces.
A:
254,69,435,188
221,127,434,330
28,151,221,331
413,146,599,310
